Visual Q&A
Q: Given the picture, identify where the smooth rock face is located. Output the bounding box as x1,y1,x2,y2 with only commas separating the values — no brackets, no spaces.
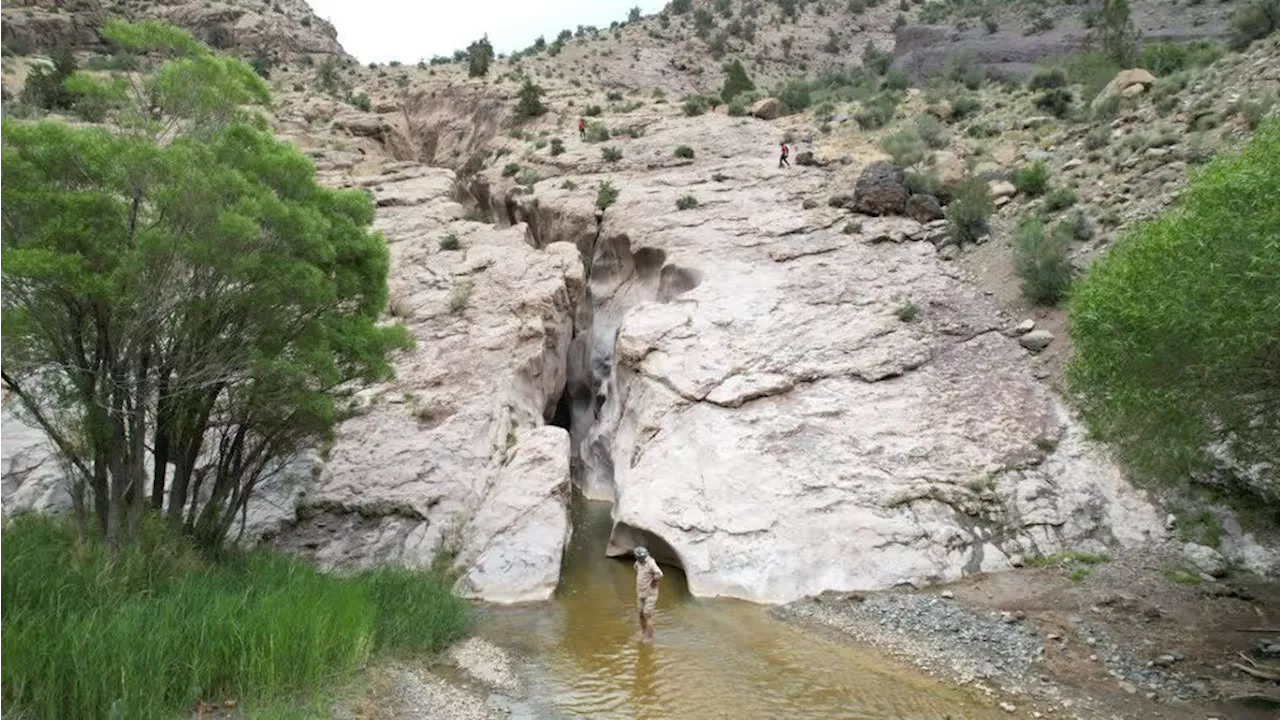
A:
1093,69,1158,111
266,165,582,603
854,161,908,216
509,114,1166,604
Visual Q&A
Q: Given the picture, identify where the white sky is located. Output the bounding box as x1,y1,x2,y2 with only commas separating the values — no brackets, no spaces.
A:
307,0,670,64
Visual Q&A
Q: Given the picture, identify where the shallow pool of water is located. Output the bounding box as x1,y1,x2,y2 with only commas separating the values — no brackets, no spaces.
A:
476,497,1003,719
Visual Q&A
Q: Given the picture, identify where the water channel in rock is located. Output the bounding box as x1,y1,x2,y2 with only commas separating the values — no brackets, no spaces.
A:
474,494,1003,719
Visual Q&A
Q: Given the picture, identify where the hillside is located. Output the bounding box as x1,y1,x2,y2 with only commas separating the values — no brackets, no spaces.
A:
2,0,1279,717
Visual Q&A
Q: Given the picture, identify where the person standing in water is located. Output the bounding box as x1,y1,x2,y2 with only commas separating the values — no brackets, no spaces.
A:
633,546,663,643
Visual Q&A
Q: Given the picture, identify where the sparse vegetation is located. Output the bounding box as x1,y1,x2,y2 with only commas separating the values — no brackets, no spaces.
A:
449,279,474,313
1013,161,1051,197
502,162,521,177
721,58,756,103
439,232,462,251
675,194,700,210
675,145,695,159
895,301,919,323
683,94,710,116
550,138,566,156
1228,0,1280,50
945,176,995,245
585,121,611,142
516,77,546,117
601,146,623,162
584,104,603,117
880,128,925,168
1034,88,1074,118
915,114,949,149
596,180,620,210
1043,187,1078,212
843,221,863,235
1015,217,1074,306
1028,67,1068,91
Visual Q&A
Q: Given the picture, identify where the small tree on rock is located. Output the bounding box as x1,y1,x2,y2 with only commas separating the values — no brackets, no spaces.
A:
516,77,546,117
467,35,494,78
720,58,755,103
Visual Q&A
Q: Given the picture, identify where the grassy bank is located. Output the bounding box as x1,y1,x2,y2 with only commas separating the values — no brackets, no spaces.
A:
1,515,469,719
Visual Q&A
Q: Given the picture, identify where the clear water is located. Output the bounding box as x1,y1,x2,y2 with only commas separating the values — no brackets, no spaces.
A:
476,497,1002,719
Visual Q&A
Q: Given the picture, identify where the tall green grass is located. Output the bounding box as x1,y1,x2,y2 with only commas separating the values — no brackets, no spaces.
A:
2,515,469,720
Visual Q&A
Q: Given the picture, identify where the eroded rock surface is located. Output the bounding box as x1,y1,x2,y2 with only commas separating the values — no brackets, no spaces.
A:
487,112,1163,603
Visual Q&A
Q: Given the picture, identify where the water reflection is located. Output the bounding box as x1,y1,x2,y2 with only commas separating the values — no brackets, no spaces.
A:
476,495,1002,719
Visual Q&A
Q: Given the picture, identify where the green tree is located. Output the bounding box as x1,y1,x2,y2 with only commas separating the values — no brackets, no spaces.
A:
516,77,546,117
467,35,494,77
1,21,408,551
720,58,755,103
18,46,78,111
1068,121,1280,505
1090,0,1142,66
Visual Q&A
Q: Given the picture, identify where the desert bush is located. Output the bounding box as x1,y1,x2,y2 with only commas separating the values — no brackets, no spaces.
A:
1013,161,1051,196
516,78,546,117
721,58,756,102
945,176,994,245
674,145,695,159
1062,209,1095,241
502,162,520,177
550,138,565,156
585,121,611,142
904,170,943,198
880,128,926,167
1016,217,1074,305
606,90,624,101
584,104,603,117
601,146,623,162
1068,121,1280,503
1085,125,1111,150
596,180,619,210
950,93,981,120
1034,88,1075,118
675,194,700,210
683,94,710,115
915,114,950,149
1043,186,1078,212
881,68,911,91
439,232,462,250
1228,0,1280,50
1028,67,1068,90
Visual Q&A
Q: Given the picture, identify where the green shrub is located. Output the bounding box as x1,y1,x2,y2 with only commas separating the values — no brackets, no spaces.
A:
1034,88,1074,118
721,58,756,103
1068,51,1123,101
881,68,910,91
675,194,700,210
945,176,994,245
862,41,893,75
1067,121,1280,502
1043,186,1078,212
1015,217,1074,305
439,232,462,250
674,145,695,159
1085,125,1111,150
0,516,468,720
561,179,579,191
855,93,899,129
601,146,623,162
502,162,520,177
895,301,919,322
1028,67,1068,90
606,90,624,101
516,169,542,187
880,128,925,167
904,170,943,198
584,105,604,118
1025,7,1054,35
596,180,620,210
585,121,611,142
1062,210,1095,241
727,98,749,116
915,114,949,149
950,94,981,120
683,94,710,116
1013,161,1051,197
350,92,371,111
843,221,862,234
1240,91,1277,130
550,138,566,156
775,79,813,114
516,77,546,117
1229,0,1280,50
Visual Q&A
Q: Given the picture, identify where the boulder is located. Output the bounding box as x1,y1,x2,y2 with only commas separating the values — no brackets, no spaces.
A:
1092,69,1157,111
1182,542,1227,578
853,161,908,216
989,180,1017,199
795,150,817,166
906,193,944,223
751,97,781,120
1019,329,1055,352
933,151,967,192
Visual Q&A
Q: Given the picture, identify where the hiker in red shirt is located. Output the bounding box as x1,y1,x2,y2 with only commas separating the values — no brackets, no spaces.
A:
578,118,587,140
778,141,790,168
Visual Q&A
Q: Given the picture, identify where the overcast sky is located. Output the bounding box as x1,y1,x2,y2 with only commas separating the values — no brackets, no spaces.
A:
307,0,669,64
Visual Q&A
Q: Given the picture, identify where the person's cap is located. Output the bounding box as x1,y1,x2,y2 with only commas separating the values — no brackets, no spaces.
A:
634,546,650,559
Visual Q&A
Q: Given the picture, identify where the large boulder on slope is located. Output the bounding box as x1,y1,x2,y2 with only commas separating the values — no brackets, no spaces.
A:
854,161,908,216
751,97,781,120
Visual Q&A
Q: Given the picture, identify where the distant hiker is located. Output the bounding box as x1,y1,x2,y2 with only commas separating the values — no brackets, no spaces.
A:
779,142,790,168
633,546,663,644
578,118,587,140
